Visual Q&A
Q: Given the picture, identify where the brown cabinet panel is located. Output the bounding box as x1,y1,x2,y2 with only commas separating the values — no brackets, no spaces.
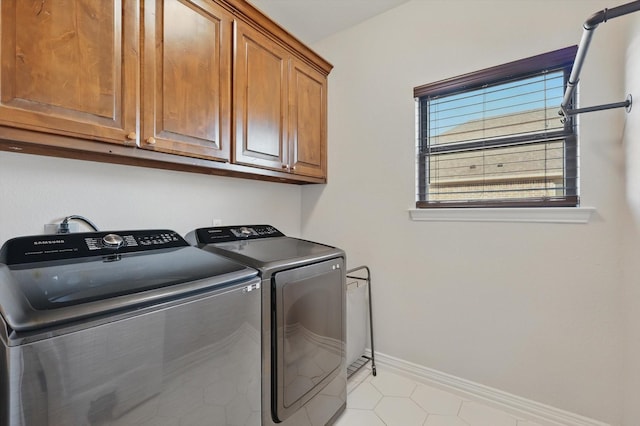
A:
234,21,288,170
142,0,232,161
0,0,137,144
0,0,331,184
289,59,326,179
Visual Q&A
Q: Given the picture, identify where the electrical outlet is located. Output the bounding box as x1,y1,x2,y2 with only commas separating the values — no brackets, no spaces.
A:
44,223,79,234
213,218,223,226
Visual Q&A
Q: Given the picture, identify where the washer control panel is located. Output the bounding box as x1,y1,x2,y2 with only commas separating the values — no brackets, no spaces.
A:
1,230,187,265
193,225,285,244
83,231,182,251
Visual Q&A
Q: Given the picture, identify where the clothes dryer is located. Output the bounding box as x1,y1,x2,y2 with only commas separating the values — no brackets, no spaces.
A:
187,225,347,426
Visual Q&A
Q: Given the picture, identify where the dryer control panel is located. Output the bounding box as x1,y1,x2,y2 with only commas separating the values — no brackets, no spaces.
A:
192,225,285,244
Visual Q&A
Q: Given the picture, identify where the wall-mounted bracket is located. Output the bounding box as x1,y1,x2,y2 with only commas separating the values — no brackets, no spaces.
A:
560,94,632,123
559,0,640,122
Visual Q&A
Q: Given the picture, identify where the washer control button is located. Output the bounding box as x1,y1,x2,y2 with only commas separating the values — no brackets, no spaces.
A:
102,234,124,249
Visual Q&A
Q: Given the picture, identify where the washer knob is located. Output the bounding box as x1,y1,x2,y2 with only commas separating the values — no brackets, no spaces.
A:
239,227,252,237
102,234,124,248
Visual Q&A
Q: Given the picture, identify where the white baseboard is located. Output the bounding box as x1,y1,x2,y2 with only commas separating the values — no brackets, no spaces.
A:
364,349,610,426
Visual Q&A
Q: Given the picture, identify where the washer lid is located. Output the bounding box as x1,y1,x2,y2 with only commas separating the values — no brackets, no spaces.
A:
0,230,258,332
212,237,337,264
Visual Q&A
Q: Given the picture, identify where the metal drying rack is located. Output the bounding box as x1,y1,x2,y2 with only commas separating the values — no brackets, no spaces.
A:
346,265,377,377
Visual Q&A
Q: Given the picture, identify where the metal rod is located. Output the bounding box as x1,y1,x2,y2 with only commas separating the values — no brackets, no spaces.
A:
563,96,632,117
560,30,594,114
559,0,640,118
585,0,640,28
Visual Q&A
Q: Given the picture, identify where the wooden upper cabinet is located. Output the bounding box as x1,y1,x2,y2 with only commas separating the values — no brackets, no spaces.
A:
233,20,289,171
0,0,138,144
141,0,232,161
233,20,329,179
289,59,327,179
0,0,331,183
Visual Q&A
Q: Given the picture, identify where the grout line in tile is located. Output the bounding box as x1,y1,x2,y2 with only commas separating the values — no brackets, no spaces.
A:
346,368,540,426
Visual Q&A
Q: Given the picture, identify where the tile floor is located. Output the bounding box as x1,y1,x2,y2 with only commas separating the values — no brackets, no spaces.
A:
334,365,545,426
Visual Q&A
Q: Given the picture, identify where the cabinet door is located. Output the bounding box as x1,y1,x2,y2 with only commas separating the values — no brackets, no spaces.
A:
142,0,232,161
234,21,289,171
289,59,327,179
0,0,137,144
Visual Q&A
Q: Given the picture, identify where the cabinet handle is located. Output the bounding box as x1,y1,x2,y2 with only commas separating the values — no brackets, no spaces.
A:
126,132,137,140
282,164,289,170
146,137,156,145
291,166,296,171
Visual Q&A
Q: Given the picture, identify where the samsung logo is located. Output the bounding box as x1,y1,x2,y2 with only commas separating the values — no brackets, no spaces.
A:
34,240,65,245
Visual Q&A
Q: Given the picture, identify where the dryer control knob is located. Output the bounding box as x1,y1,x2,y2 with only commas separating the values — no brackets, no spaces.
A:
103,234,124,249
239,227,252,236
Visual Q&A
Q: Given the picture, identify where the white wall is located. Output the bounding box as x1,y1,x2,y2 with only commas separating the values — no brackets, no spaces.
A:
622,13,640,426
0,152,303,244
303,1,633,424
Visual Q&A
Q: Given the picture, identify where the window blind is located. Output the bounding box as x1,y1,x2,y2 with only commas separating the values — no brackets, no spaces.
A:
415,47,577,208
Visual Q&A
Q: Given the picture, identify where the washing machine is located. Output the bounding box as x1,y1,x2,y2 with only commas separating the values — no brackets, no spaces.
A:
0,229,262,426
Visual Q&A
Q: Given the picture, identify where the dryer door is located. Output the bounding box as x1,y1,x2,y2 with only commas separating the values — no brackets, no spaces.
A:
272,257,345,422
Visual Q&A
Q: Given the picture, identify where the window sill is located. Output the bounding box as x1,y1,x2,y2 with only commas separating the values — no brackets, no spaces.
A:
408,207,596,224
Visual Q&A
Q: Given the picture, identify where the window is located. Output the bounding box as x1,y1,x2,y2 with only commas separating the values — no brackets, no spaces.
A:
414,46,578,208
